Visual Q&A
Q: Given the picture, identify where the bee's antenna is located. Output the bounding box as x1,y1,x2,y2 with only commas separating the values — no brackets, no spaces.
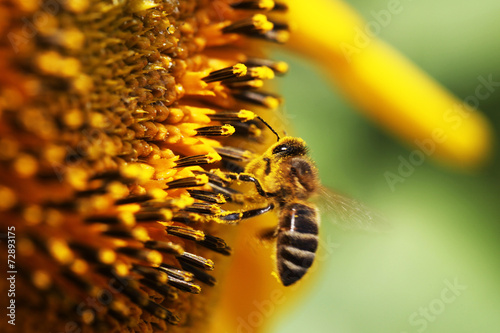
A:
256,116,281,142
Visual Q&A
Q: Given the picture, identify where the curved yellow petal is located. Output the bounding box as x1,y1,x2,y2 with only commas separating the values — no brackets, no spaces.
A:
286,0,493,169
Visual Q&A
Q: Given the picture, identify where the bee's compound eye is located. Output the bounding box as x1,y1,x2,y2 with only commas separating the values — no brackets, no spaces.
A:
272,144,289,155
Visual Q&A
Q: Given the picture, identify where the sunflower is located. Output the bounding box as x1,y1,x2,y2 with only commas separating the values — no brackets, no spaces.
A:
0,0,290,332
0,0,494,333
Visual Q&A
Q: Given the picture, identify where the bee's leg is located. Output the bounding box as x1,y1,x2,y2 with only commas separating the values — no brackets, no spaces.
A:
217,203,275,223
194,170,275,201
206,183,246,204
191,170,246,204
225,173,277,198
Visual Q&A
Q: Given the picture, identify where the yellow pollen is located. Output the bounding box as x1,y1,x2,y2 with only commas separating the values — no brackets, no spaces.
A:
252,14,274,32
64,0,89,13
13,154,38,178
0,186,17,211
260,0,276,10
146,250,163,266
263,96,280,109
81,309,95,325
273,29,290,43
233,63,248,76
98,249,117,264
36,51,81,78
118,212,136,228
249,66,275,80
208,152,223,163
221,124,236,136
71,259,89,275
274,61,290,74
114,263,130,277
238,109,258,121
120,163,155,182
132,227,150,242
49,239,74,265
32,270,52,290
23,205,43,225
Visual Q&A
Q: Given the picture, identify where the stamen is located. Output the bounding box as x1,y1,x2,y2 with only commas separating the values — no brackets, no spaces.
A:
226,120,263,139
215,146,255,162
183,202,221,215
174,152,221,168
157,263,194,282
195,124,235,137
227,79,264,89
205,65,274,84
245,58,289,75
140,277,172,297
260,27,290,43
132,264,169,283
115,194,154,205
197,234,231,255
248,66,275,80
208,109,257,122
171,212,205,224
165,175,208,189
134,209,172,222
167,276,202,294
121,283,150,307
230,0,275,11
222,14,274,35
84,213,135,226
179,261,217,286
69,243,116,264
144,301,180,324
166,225,205,241
116,247,162,265
186,190,227,204
272,1,288,11
143,240,185,256
202,64,247,83
232,90,281,109
101,228,148,241
177,251,215,271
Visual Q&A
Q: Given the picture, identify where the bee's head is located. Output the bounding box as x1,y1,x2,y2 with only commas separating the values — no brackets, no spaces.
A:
270,137,318,195
270,137,308,158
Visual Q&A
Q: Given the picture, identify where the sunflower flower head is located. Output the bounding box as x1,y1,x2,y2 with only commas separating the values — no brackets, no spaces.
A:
0,0,290,331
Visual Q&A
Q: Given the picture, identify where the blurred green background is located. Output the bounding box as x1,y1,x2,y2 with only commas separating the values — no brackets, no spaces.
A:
269,0,500,332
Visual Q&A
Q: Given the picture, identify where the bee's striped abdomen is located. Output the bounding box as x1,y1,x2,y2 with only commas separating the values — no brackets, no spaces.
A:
277,203,319,286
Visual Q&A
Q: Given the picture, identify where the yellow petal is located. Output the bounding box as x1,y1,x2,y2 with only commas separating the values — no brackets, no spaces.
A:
286,0,493,169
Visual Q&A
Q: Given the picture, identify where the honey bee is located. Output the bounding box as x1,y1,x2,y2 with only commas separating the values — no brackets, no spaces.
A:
211,117,382,286
213,118,321,286
246,137,322,286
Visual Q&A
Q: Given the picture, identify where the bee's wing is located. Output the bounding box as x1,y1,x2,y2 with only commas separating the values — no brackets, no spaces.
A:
316,187,390,232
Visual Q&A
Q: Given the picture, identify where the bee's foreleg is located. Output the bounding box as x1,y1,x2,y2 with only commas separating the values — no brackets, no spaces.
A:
215,203,275,224
201,169,276,200
226,172,277,198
